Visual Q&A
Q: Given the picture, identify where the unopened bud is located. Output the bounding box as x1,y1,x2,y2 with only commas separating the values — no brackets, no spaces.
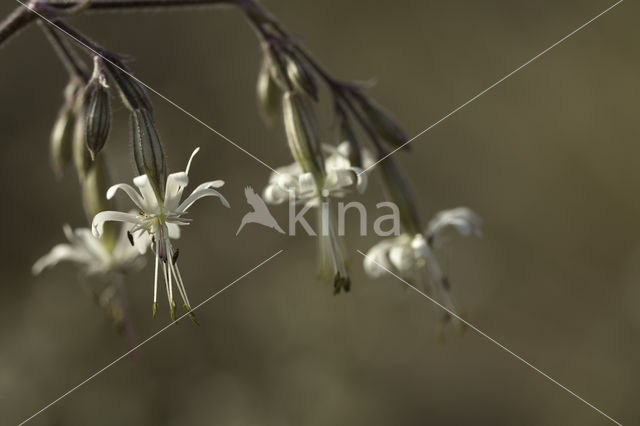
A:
377,154,423,234
358,96,407,149
106,60,153,112
50,103,75,178
257,56,281,126
286,54,318,101
282,91,324,179
84,62,112,160
130,109,167,200
72,90,92,180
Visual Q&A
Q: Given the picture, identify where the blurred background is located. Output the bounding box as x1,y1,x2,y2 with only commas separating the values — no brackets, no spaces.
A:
1,0,639,424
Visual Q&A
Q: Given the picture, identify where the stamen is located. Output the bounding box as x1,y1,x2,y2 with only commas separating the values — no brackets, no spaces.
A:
127,230,134,246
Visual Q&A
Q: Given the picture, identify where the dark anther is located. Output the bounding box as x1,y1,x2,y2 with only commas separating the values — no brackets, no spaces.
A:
172,249,180,265
127,231,134,246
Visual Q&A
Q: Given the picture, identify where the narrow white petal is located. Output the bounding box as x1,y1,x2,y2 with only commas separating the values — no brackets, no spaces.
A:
106,183,146,211
164,172,188,212
92,211,141,238
32,244,84,275
177,187,229,212
167,222,181,239
185,147,200,175
133,175,160,212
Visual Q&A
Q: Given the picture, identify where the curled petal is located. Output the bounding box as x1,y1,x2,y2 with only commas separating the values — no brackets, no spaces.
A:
263,183,290,205
32,244,85,275
106,183,146,211
191,180,225,193
427,207,482,247
298,172,317,198
92,211,141,238
177,187,229,212
389,244,415,272
363,240,395,278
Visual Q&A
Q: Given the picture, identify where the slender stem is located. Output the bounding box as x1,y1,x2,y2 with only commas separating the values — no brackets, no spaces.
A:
0,0,237,49
0,6,36,46
40,21,89,80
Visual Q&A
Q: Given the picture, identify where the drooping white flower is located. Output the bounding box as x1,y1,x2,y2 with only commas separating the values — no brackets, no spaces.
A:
364,207,482,332
33,223,144,277
91,147,229,320
263,142,370,205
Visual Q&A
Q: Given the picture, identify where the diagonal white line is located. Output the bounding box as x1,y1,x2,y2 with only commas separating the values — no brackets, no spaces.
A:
361,0,624,175
16,0,280,175
356,250,623,426
17,249,284,426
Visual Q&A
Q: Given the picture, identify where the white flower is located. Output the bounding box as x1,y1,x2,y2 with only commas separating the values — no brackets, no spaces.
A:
263,142,369,205
91,147,229,320
364,207,482,331
33,223,144,276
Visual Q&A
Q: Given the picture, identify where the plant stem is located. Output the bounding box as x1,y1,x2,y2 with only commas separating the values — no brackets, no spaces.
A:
40,22,89,80
0,0,237,47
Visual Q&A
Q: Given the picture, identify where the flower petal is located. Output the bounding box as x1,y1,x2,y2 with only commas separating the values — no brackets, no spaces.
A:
167,222,181,239
32,244,85,275
92,211,141,238
106,183,146,211
133,175,160,212
185,147,200,175
363,239,395,278
177,187,229,212
427,207,482,247
164,171,188,212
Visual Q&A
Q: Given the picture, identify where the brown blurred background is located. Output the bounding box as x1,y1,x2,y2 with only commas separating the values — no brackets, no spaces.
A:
1,0,639,424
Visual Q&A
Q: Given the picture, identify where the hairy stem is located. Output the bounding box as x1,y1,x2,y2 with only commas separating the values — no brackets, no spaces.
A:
40,22,89,80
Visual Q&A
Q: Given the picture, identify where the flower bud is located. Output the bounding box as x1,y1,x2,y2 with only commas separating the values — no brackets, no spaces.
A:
72,91,93,180
377,154,423,235
130,109,167,200
257,56,281,126
50,102,75,178
358,96,407,149
106,60,153,112
282,91,324,179
84,75,112,160
286,54,318,101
